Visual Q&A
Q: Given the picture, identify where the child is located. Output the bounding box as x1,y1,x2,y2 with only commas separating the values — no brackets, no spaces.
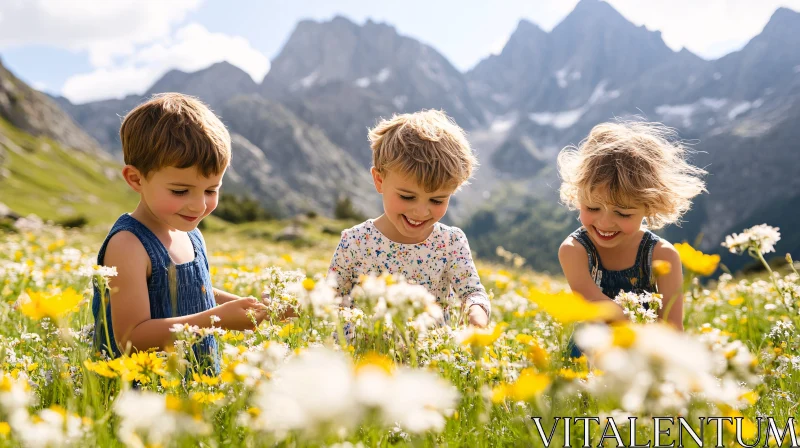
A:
91,93,268,373
557,121,706,336
328,110,490,327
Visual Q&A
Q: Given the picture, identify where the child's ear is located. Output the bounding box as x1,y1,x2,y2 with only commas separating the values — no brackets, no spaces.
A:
370,167,384,194
122,165,145,193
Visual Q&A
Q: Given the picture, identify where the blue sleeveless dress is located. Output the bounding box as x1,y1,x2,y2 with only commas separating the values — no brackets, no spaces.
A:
567,227,660,357
91,214,220,374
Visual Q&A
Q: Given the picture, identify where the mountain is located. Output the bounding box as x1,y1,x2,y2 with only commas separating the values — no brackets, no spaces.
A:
261,16,486,165
219,95,377,216
467,19,549,116
470,0,677,116
54,94,142,157
225,132,313,218
468,2,800,171
38,3,800,272
57,61,260,156
145,61,259,112
0,58,105,156
0,61,136,224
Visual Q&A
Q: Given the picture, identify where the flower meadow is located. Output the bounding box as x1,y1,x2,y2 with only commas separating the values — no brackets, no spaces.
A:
0,218,798,447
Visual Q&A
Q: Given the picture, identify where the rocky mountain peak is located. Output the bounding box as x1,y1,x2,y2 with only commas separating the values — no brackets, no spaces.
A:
0,58,104,156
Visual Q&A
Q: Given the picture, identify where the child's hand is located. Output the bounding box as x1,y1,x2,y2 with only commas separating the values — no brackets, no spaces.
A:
215,297,268,331
467,304,489,328
260,291,298,320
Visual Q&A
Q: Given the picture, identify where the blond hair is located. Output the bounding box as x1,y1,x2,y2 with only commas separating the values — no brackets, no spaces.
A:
120,93,231,178
557,120,706,229
368,110,477,192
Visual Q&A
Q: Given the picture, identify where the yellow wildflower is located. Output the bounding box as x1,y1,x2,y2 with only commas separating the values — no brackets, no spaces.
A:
355,352,395,375
460,323,508,347
558,368,589,380
166,394,183,412
19,288,83,320
160,378,181,389
47,240,65,252
83,360,117,378
302,278,316,291
611,324,636,348
528,289,618,324
728,296,744,306
107,357,147,383
720,407,757,439
279,323,301,338
740,391,758,405
674,243,720,276
492,369,551,403
526,343,550,370
515,334,534,345
191,391,224,404
221,332,245,342
129,352,167,377
192,373,220,387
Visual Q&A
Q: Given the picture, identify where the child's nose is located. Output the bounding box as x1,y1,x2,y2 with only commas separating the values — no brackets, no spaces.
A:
596,212,613,228
412,204,431,218
187,197,205,213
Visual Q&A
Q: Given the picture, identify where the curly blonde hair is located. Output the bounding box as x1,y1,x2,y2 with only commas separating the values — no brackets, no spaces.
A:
368,110,477,192
557,121,706,229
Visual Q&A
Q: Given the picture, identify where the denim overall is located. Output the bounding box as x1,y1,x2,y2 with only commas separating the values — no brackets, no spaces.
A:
567,227,660,357
92,214,220,374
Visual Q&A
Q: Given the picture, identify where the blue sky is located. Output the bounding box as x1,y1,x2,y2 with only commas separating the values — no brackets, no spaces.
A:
1,0,798,104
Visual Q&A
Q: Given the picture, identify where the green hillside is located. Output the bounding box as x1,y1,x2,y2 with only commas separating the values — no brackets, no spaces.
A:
0,117,136,225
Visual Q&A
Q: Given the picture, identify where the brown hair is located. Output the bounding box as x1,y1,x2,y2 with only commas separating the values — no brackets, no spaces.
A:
120,93,230,178
557,120,707,228
368,110,477,192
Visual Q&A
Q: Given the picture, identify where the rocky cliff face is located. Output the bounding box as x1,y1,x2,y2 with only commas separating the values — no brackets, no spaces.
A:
0,58,104,156
261,16,486,165
219,95,377,217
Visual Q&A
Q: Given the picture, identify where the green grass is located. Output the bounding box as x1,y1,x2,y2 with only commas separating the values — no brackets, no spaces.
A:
0,117,136,225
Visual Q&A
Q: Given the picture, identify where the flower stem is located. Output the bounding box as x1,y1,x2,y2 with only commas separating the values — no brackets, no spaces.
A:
754,247,790,313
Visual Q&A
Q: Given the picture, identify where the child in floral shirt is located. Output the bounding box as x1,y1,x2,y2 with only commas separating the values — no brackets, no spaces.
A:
328,110,490,327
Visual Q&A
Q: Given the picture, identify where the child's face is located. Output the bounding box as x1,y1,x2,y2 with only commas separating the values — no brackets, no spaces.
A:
137,166,224,232
372,168,456,243
578,197,647,250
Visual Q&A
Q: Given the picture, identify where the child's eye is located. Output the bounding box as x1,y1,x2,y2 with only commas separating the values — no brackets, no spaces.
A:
170,190,188,196
430,199,444,205
399,195,414,201
616,212,632,218
205,190,218,196
586,207,600,212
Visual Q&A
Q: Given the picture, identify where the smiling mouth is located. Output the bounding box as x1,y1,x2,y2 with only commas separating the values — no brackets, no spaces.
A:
402,215,427,228
593,226,620,240
179,214,198,222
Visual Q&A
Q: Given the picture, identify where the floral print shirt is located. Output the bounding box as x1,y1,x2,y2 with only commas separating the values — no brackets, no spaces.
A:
327,219,491,316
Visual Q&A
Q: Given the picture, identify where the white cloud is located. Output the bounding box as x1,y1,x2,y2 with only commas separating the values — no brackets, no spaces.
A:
604,0,800,59
62,23,270,104
62,66,160,104
0,0,200,66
